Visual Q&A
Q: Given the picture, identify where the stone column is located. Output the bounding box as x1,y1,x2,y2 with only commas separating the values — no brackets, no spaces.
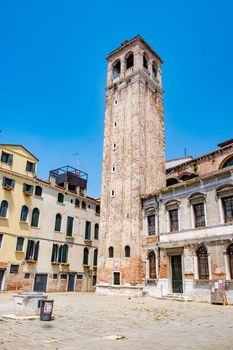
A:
145,257,149,279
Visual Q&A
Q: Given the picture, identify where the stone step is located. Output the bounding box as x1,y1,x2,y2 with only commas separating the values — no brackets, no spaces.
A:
157,293,193,302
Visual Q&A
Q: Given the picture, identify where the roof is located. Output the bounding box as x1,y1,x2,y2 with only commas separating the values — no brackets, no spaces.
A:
167,139,233,173
106,35,163,63
0,144,39,161
218,139,233,148
166,156,193,170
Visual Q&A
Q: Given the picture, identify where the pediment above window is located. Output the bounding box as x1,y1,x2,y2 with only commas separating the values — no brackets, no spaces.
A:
164,199,180,210
188,192,206,205
216,184,233,198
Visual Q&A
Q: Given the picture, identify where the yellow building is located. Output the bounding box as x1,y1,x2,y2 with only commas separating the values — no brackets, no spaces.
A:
0,144,100,292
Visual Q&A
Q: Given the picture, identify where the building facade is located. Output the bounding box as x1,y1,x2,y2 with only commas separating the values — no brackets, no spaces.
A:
97,36,233,303
0,144,100,293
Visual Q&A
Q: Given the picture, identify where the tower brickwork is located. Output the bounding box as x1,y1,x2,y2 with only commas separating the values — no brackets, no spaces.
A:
97,36,166,294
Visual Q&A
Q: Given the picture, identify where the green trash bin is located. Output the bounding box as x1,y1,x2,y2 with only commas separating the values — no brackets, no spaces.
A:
40,299,54,321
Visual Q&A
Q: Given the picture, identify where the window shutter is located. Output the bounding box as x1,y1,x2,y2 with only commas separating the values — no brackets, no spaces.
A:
2,177,6,187
33,241,40,261
8,154,13,165
32,163,36,173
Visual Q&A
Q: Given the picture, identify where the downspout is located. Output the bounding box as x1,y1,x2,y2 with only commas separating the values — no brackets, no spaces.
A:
155,195,161,271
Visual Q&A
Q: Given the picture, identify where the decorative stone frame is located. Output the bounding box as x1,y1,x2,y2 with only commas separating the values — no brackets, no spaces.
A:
164,199,180,233
143,205,157,237
188,192,207,228
216,184,233,224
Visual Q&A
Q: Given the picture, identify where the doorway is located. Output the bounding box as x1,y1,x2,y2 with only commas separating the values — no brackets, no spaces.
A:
34,274,48,292
0,270,5,291
171,255,183,293
67,274,75,292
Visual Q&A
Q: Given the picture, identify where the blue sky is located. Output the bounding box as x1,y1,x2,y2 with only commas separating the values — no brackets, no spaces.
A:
0,0,233,197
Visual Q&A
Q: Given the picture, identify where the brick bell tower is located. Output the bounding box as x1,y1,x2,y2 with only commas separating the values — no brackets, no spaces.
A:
96,35,166,296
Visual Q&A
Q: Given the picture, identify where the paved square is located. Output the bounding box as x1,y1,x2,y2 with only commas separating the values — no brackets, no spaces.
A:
0,292,232,350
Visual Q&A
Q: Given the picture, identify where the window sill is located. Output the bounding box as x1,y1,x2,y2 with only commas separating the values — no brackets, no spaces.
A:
57,202,65,206
0,217,8,220
54,230,62,233
66,236,74,240
19,220,28,224
30,226,40,229
34,195,43,200
15,250,24,254
84,239,92,246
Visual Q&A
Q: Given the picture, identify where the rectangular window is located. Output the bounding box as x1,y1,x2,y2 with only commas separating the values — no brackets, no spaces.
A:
16,237,24,252
76,274,83,280
66,216,74,237
10,264,19,274
53,274,58,279
26,161,35,173
113,272,120,285
1,151,13,165
85,221,91,240
23,183,34,195
147,215,155,236
60,274,67,280
0,234,3,249
193,203,205,227
169,209,179,232
222,196,233,223
2,177,15,190
24,273,30,279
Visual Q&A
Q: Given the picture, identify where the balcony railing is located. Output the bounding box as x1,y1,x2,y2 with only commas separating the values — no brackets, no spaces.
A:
113,76,120,84
126,67,133,76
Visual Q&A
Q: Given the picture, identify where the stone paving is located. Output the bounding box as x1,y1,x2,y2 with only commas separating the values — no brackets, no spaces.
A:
0,292,232,350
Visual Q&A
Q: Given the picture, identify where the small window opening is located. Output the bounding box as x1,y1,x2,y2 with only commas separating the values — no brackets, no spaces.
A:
112,166,116,173
111,190,115,197
125,245,130,258
109,246,114,258
113,143,117,150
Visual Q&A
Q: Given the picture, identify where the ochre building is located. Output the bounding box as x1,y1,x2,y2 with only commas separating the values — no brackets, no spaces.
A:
0,144,100,293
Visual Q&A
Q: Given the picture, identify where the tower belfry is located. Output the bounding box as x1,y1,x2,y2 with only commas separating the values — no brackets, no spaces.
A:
97,35,166,295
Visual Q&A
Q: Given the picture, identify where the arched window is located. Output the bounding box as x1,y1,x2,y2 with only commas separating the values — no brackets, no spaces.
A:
35,186,42,197
83,247,89,265
152,61,158,79
109,246,114,258
148,251,156,279
31,208,40,227
94,224,99,239
125,245,130,258
20,205,28,222
0,200,8,218
113,60,121,78
228,244,233,279
197,246,209,280
58,193,64,203
96,205,100,215
93,249,98,266
221,155,233,169
81,201,86,210
51,244,59,262
62,244,68,263
125,52,134,70
143,53,149,69
75,199,80,208
55,213,62,232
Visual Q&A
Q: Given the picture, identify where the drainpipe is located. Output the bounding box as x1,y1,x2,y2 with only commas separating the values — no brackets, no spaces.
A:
155,195,161,271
